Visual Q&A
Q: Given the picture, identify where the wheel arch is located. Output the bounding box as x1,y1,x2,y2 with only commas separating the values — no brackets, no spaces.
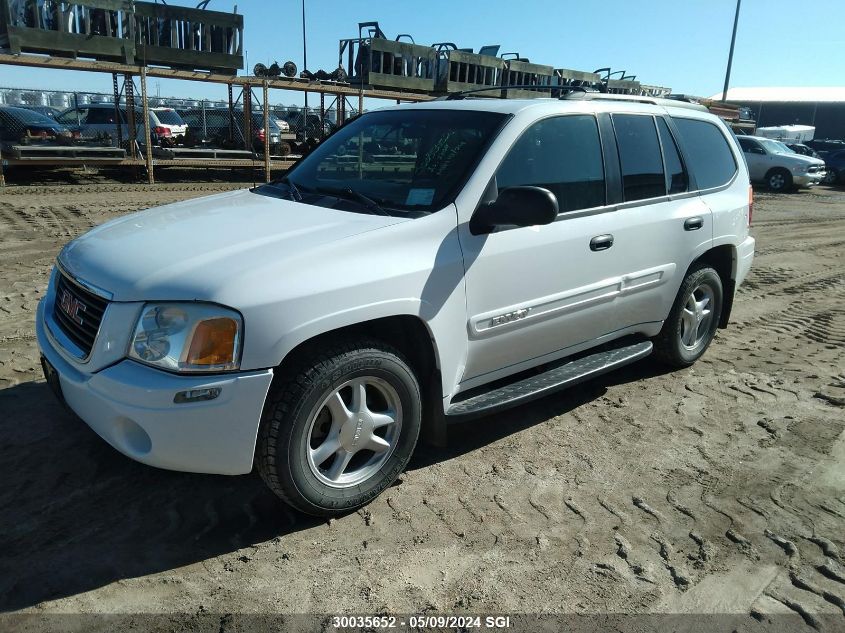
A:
688,244,736,329
269,314,448,448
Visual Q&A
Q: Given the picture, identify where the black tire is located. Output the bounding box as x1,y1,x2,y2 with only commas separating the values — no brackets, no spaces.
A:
257,338,421,516
653,265,723,368
823,168,838,185
766,167,792,192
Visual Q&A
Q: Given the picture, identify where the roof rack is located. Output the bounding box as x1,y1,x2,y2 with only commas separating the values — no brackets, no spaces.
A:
561,91,708,111
440,85,595,100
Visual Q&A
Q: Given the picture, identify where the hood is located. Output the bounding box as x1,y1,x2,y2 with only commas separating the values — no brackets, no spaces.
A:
779,152,825,167
59,188,408,302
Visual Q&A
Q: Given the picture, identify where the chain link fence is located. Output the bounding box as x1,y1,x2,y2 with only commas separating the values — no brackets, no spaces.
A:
1,84,360,178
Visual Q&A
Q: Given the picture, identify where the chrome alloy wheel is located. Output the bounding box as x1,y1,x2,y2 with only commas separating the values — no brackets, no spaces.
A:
768,172,786,190
680,284,715,350
305,377,402,488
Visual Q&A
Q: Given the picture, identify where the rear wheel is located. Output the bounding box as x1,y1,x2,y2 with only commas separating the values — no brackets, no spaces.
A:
766,168,792,192
257,339,421,516
653,265,723,368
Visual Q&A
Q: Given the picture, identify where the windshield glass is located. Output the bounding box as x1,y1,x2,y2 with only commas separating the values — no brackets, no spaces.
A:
280,109,508,213
4,107,58,126
154,109,185,125
760,139,793,154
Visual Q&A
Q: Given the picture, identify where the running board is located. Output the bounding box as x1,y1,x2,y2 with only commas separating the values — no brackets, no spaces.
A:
446,340,653,419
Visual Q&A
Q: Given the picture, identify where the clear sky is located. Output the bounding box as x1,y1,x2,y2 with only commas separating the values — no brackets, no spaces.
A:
1,0,843,106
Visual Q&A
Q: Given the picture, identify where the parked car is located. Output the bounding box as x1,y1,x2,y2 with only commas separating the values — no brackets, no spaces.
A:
822,149,845,185
0,105,74,146
15,104,61,119
151,107,188,140
37,95,754,516
736,135,826,191
278,110,333,141
176,107,288,154
804,138,845,158
272,116,291,133
55,103,172,147
786,143,820,158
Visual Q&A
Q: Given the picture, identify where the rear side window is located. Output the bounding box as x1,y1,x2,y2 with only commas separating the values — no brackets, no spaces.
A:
673,118,737,190
496,114,605,213
656,118,688,194
612,114,665,202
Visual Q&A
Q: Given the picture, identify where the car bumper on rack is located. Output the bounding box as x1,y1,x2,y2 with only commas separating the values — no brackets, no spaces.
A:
36,298,274,475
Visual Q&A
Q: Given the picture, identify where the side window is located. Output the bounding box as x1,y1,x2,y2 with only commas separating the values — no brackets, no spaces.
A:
737,137,760,153
673,118,738,190
86,108,116,125
495,115,605,213
57,108,87,125
656,118,688,194
612,114,665,202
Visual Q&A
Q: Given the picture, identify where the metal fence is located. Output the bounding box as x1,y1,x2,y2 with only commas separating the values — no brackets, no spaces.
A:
0,82,360,183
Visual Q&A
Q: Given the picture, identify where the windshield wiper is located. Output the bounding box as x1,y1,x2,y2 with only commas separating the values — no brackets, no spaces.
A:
277,176,303,201
313,186,391,216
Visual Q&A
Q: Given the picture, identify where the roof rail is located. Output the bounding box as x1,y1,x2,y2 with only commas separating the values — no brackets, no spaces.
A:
440,85,596,101
562,91,708,111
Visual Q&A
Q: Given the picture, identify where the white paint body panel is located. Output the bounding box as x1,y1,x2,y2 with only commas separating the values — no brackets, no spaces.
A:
36,97,754,475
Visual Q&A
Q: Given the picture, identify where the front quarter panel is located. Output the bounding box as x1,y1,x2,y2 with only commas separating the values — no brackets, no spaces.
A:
226,207,468,400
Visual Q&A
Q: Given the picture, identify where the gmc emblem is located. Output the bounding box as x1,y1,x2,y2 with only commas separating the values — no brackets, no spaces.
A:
59,289,86,326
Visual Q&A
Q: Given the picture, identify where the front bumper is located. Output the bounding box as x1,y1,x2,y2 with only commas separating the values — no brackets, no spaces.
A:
794,172,824,187
36,298,274,475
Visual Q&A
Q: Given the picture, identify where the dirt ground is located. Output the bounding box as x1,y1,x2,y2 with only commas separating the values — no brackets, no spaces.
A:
0,180,843,630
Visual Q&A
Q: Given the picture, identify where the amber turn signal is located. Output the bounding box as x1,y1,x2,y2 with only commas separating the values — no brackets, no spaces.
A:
185,318,239,367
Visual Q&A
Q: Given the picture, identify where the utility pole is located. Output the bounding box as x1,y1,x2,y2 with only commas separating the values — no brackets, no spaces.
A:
721,0,742,102
302,0,308,111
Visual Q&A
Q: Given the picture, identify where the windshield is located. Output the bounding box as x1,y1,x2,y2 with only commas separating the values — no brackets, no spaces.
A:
279,109,508,213
760,139,793,154
154,109,185,125
3,107,58,126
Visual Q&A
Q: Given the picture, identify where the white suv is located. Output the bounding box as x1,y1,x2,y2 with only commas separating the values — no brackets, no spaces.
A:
36,94,755,516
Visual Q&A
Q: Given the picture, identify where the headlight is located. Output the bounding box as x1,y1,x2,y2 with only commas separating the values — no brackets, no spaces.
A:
129,303,242,373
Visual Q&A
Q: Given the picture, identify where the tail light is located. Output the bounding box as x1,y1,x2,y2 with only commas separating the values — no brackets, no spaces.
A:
257,128,266,142
748,185,753,227
71,130,81,139
153,126,172,137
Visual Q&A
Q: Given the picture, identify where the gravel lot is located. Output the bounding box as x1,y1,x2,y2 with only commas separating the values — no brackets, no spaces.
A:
0,182,843,630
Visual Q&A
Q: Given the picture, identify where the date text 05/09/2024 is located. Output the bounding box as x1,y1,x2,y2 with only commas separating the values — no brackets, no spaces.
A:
332,615,512,629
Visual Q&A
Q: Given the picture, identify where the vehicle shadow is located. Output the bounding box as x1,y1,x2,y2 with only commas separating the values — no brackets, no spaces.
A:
0,356,674,612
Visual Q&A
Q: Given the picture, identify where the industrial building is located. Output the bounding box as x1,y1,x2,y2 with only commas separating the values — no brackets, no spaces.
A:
716,87,845,140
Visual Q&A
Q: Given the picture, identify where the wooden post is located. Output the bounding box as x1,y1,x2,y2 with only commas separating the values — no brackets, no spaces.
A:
140,66,155,184
263,80,271,182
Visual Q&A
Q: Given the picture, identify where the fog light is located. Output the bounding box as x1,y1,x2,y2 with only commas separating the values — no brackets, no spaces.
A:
174,387,221,404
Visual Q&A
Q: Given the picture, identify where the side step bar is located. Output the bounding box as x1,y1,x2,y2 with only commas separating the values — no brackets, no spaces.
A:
445,340,653,420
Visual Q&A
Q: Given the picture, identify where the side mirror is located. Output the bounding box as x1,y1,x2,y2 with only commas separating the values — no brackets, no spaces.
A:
470,186,559,235
750,147,765,155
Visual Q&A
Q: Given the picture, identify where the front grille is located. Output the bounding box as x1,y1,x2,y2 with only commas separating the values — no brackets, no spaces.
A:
52,272,109,357
808,166,823,174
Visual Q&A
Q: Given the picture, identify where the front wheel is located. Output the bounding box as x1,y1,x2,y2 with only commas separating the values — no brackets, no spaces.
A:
823,169,838,185
767,168,792,192
653,265,723,368
257,339,421,516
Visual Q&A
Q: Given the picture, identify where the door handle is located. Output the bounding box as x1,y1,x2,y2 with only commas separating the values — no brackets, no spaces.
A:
590,234,614,251
684,217,704,231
